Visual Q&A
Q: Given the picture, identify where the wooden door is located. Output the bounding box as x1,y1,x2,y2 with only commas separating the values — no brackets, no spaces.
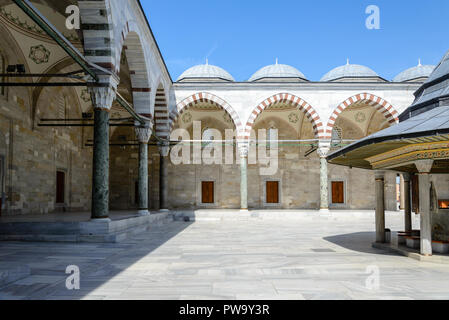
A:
56,171,65,204
266,181,279,204
202,181,214,204
332,181,344,204
412,174,419,213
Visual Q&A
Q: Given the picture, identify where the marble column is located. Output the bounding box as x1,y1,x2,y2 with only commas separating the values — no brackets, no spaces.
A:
402,173,412,232
135,123,152,216
159,143,170,212
415,160,434,256
375,171,386,243
239,142,249,211
318,143,331,211
89,85,116,221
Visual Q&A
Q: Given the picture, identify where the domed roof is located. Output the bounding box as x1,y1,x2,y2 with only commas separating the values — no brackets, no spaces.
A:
249,61,307,82
393,61,435,82
177,62,235,82
321,61,379,82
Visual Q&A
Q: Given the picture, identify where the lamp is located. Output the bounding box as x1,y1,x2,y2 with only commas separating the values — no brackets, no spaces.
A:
6,65,16,73
16,64,25,73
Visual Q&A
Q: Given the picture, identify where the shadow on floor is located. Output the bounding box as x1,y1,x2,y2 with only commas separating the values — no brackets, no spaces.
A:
323,232,398,256
0,219,194,299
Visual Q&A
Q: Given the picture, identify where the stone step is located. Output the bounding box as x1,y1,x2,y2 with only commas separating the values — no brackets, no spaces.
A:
0,264,31,288
0,213,174,243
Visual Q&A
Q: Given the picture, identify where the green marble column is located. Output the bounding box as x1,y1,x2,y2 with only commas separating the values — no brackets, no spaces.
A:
138,142,149,214
239,143,249,210
159,145,169,211
240,156,248,210
135,125,152,216
318,144,330,211
92,108,110,219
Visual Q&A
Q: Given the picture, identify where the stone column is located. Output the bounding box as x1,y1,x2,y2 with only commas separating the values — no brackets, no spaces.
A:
375,171,386,243
402,173,412,232
318,142,331,211
239,142,249,211
135,123,152,216
415,160,434,256
89,85,116,221
158,143,170,212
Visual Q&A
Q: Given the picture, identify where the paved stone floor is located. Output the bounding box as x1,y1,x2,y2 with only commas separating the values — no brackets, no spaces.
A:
0,210,449,300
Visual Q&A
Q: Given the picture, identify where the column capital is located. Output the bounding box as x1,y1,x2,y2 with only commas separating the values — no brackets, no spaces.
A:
158,142,170,157
89,86,116,111
415,159,434,174
402,172,411,182
238,141,249,158
375,170,385,180
317,141,331,158
135,122,153,144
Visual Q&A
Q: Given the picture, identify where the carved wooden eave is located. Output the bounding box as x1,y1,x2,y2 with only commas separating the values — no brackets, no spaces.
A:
366,141,449,170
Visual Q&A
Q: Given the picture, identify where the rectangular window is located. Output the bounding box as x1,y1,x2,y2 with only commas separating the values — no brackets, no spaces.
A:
56,171,65,204
266,181,279,204
202,181,214,204
331,181,345,204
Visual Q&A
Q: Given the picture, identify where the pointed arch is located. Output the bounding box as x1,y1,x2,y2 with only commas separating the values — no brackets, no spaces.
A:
170,92,243,135
244,93,324,141
116,20,152,116
324,93,399,139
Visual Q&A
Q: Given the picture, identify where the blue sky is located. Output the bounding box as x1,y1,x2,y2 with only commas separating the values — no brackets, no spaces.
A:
141,0,449,82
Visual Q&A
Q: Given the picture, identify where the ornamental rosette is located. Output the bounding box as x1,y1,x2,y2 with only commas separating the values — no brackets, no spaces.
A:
29,44,50,64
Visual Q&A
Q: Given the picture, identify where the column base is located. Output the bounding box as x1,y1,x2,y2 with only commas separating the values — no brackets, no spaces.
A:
138,210,149,216
240,209,249,212
158,209,170,213
90,217,111,223
319,208,331,214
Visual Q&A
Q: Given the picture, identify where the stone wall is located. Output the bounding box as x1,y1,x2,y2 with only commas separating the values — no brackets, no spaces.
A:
0,86,93,216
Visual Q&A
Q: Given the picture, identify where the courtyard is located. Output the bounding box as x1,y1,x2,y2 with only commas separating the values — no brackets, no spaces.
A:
0,210,448,300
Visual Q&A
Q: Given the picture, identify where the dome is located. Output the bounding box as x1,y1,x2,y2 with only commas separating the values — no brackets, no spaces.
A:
249,62,307,82
177,62,234,82
321,61,380,82
393,61,435,82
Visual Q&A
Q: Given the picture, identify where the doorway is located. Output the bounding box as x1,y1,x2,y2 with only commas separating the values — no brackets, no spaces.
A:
331,181,345,204
266,181,279,204
56,171,65,205
201,181,214,204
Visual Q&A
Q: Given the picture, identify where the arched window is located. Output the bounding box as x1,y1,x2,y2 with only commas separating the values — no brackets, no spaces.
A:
267,127,278,149
58,95,69,120
331,126,343,147
202,127,215,146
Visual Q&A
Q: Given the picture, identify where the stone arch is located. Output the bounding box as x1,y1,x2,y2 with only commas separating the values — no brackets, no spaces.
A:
170,92,244,136
244,93,324,141
325,93,399,139
79,0,116,73
154,82,169,140
117,23,152,116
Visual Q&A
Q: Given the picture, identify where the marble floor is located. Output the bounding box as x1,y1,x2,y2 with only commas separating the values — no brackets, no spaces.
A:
0,210,448,300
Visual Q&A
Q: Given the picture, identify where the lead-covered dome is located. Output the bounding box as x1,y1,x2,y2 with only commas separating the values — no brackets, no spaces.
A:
393,61,435,82
177,63,235,82
321,61,383,82
249,62,307,82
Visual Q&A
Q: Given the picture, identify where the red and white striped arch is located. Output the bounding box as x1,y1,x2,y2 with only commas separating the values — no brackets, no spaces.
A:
170,92,243,134
243,93,324,141
118,22,152,116
324,93,399,139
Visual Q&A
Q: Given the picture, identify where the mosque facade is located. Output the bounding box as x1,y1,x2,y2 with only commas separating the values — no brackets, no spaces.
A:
0,0,443,219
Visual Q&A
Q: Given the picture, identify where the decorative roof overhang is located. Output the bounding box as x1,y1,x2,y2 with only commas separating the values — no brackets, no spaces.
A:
327,106,449,173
